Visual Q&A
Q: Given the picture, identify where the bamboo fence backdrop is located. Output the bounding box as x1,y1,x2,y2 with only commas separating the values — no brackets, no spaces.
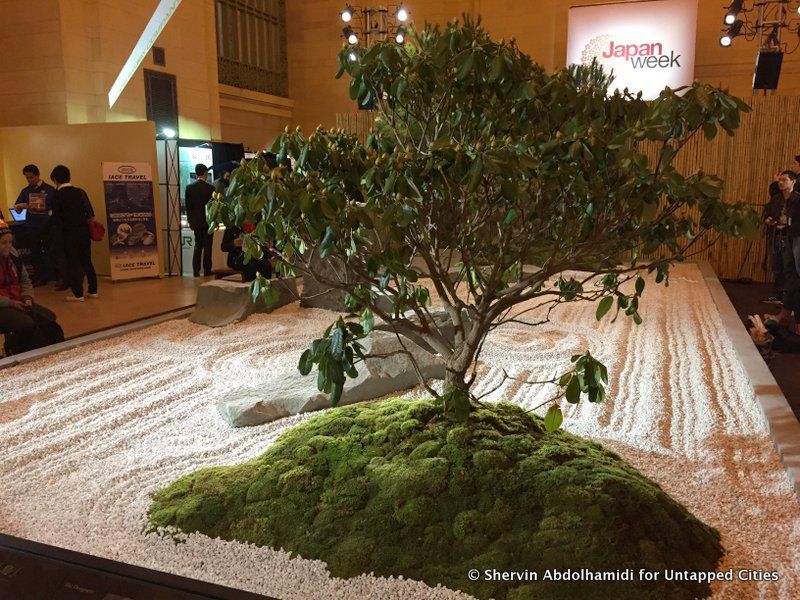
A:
338,96,800,282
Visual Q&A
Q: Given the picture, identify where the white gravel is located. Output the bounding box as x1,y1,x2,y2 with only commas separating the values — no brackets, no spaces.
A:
0,264,798,599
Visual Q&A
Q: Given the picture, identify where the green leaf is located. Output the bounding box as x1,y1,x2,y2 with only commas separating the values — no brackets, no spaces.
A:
466,157,483,193
635,276,645,295
544,405,563,432
298,349,313,376
565,376,581,404
596,296,613,320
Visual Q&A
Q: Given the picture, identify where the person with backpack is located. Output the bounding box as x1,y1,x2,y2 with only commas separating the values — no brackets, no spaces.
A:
50,164,98,302
0,220,63,355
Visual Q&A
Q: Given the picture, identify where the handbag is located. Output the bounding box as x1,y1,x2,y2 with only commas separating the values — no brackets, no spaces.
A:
80,188,105,242
87,218,105,242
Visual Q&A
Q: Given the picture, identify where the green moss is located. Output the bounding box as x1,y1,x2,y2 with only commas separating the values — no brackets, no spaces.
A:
149,398,723,599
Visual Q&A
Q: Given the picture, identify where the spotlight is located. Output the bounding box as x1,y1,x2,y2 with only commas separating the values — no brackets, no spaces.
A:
396,5,409,22
162,127,176,138
725,1,743,25
395,26,406,43
348,51,358,62
341,5,355,22
720,19,744,46
343,26,358,44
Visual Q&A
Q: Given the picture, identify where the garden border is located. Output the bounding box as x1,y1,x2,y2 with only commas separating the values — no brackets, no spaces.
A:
699,261,800,497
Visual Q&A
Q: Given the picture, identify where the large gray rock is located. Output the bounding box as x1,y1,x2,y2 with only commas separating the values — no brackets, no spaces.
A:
190,278,299,327
300,252,352,311
217,329,446,427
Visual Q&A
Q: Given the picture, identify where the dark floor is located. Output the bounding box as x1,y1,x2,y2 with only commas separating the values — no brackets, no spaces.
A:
721,280,800,422
0,534,272,600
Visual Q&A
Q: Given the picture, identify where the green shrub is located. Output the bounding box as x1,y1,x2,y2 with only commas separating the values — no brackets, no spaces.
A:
149,398,722,599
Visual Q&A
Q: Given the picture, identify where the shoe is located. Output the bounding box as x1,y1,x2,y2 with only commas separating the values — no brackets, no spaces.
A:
65,295,85,302
87,292,99,299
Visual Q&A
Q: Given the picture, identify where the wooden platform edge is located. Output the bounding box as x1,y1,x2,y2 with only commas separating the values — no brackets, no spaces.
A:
698,261,800,498
0,307,195,371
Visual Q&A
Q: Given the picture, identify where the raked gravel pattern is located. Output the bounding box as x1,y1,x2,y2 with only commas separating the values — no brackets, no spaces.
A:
0,263,798,599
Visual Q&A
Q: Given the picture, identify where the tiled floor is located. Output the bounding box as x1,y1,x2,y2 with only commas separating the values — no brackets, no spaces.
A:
31,275,209,339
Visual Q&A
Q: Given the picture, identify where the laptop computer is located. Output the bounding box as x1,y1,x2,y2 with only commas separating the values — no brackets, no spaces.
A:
9,208,27,222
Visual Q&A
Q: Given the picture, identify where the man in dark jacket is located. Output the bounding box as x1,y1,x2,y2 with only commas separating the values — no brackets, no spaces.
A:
14,164,57,285
50,164,98,302
764,170,800,302
185,164,215,277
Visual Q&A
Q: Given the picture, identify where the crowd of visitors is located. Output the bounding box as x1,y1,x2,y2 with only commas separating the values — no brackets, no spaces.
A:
760,156,800,348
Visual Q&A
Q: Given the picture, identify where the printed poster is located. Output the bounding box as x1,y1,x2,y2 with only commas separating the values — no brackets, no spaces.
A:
102,162,159,280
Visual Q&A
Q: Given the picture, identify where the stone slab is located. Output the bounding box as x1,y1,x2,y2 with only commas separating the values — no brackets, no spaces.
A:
217,329,445,427
189,278,299,328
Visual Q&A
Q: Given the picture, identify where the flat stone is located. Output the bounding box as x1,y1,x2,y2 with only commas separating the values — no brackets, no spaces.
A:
217,329,446,427
300,252,352,312
189,278,299,327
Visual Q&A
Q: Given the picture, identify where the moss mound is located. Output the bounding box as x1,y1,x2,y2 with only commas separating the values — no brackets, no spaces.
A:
149,399,722,599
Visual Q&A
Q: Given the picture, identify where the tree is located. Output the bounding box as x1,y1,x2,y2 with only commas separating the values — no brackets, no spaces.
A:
207,17,757,424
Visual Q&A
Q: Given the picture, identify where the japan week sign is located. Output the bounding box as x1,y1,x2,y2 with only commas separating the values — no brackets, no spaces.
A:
567,0,698,100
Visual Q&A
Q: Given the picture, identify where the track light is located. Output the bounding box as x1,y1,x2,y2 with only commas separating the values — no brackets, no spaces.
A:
395,26,406,43
396,5,408,22
341,5,355,22
343,26,358,44
725,1,743,25
720,19,743,46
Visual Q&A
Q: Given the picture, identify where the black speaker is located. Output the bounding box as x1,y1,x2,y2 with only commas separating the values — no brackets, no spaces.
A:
753,51,783,90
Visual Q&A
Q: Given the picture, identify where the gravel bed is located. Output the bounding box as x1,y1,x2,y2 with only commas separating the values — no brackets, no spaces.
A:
0,264,798,599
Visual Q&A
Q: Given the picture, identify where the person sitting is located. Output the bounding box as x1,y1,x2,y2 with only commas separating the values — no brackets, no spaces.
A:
221,223,272,282
0,221,62,355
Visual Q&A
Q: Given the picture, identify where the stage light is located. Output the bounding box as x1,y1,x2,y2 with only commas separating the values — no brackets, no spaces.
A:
395,26,406,43
343,26,358,44
162,127,176,138
725,0,743,25
341,5,354,22
396,5,408,21
720,19,744,46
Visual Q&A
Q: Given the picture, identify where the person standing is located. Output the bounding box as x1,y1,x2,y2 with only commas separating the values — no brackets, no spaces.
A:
185,163,215,277
764,170,799,302
14,164,57,285
50,165,98,302
0,221,61,354
769,155,800,197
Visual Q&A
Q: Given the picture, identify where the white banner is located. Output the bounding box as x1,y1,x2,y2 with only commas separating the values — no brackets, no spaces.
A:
102,162,160,281
567,0,698,100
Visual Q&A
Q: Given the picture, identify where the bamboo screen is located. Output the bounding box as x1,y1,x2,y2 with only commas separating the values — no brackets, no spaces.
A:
338,96,800,282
